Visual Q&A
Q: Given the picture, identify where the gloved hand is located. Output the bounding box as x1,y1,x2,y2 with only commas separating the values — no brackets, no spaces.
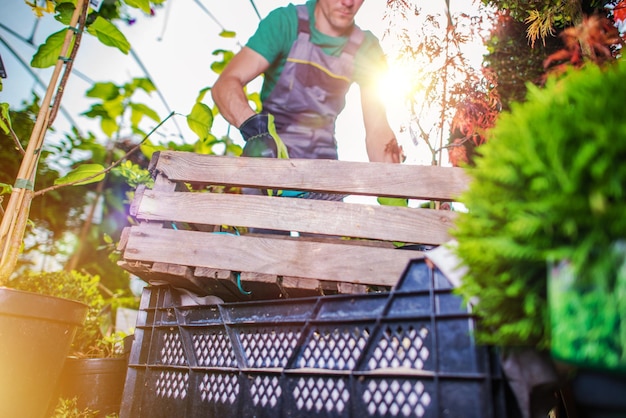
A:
384,138,406,163
239,113,289,159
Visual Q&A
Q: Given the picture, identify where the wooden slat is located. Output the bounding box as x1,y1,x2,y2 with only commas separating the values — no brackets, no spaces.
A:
123,226,423,286
151,151,468,201
134,190,457,245
118,260,213,296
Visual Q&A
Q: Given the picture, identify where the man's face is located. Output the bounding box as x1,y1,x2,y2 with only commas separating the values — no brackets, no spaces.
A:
315,0,365,37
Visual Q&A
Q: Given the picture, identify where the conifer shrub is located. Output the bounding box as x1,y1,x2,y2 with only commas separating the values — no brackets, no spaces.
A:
452,58,626,350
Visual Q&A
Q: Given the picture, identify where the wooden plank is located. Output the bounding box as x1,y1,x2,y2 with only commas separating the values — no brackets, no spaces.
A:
152,151,469,201
117,226,130,252
123,226,423,287
134,191,457,245
278,275,325,294
195,270,324,299
149,262,232,297
337,282,369,294
129,185,146,218
117,260,213,297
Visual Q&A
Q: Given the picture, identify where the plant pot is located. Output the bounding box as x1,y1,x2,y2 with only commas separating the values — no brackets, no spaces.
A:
0,287,88,418
569,369,626,418
56,356,129,417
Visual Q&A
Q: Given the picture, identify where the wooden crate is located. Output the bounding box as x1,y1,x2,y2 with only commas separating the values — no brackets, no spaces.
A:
118,151,468,302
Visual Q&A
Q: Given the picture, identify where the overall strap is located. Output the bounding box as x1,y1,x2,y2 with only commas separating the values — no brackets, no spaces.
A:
296,5,310,35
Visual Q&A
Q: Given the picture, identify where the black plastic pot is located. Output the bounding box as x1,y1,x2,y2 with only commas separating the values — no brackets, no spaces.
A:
57,356,128,417
0,287,88,418
570,369,626,418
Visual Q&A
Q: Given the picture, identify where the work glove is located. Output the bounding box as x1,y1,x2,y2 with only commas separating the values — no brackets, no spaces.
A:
239,113,289,159
385,138,406,164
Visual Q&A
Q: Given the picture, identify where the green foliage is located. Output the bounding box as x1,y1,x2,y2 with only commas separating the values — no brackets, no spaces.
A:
219,30,236,38
0,102,11,134
188,102,214,141
55,163,106,186
210,49,235,74
51,396,118,418
377,197,408,207
31,0,164,68
122,0,152,14
549,242,626,371
113,160,152,189
453,58,626,348
0,96,90,248
51,397,99,418
184,48,249,156
2,0,247,291
82,78,159,138
31,29,72,68
0,183,11,194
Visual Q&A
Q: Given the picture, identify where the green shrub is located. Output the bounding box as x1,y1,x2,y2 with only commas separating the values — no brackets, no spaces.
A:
452,58,626,349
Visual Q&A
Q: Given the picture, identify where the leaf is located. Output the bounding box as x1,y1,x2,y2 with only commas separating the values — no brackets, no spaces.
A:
86,16,130,55
187,102,214,140
132,77,157,94
0,182,12,195
130,103,161,125
0,103,11,134
54,2,76,24
615,0,626,22
195,86,211,103
101,117,118,137
210,50,235,74
103,233,113,244
195,133,218,155
86,82,120,100
31,29,70,68
54,164,106,186
377,197,409,207
124,0,151,14
140,140,167,160
219,30,236,38
246,91,262,112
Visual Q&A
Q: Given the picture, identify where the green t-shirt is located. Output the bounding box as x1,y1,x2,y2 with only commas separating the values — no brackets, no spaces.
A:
246,0,388,102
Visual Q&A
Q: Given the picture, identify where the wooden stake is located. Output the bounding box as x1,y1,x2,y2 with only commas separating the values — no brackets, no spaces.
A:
0,0,86,281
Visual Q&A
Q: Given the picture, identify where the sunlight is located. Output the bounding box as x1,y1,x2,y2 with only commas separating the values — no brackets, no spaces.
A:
377,63,417,109
377,61,425,137
375,59,435,165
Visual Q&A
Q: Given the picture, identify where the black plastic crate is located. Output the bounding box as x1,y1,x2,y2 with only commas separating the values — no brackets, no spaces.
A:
121,259,517,417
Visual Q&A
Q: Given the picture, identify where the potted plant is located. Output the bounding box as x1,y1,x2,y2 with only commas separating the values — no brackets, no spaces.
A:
0,282,88,418
452,56,626,416
10,270,134,417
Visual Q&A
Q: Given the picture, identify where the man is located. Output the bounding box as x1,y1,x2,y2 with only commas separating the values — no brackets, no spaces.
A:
212,0,403,163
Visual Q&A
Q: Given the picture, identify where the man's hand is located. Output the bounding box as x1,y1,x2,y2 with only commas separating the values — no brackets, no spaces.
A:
384,138,405,164
239,113,289,159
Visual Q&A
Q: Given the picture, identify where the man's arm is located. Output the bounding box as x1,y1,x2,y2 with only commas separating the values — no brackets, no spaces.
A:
212,47,271,128
360,84,404,163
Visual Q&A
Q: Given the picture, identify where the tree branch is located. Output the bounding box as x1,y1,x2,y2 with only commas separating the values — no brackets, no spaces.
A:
34,111,176,197
49,0,89,125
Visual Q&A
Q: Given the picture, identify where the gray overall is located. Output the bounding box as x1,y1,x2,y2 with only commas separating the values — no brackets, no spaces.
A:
263,5,365,160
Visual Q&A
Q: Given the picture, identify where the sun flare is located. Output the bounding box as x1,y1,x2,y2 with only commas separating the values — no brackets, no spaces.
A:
377,64,416,108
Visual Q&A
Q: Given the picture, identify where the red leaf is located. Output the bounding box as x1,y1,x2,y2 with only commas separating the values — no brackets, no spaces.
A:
614,0,626,22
